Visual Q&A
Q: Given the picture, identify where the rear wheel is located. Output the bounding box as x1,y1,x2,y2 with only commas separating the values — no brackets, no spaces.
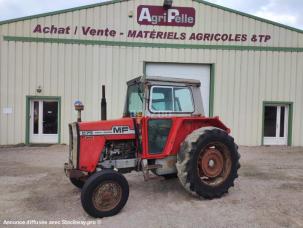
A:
81,170,129,218
176,128,240,199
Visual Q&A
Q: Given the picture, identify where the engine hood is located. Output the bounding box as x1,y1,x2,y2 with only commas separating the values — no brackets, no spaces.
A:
78,117,135,136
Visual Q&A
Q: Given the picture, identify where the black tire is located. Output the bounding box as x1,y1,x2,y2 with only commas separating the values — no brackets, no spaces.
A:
70,177,85,189
81,170,129,218
176,127,240,199
162,173,178,179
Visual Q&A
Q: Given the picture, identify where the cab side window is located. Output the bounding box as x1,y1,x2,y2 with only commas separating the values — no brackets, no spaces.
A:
150,87,173,111
173,87,194,112
150,86,194,113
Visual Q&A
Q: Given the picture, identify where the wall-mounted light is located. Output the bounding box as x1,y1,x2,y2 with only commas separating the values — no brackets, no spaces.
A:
128,10,134,18
36,86,42,93
163,0,173,9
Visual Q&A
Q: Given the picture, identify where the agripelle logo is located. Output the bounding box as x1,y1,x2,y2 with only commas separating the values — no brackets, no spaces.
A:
137,5,195,27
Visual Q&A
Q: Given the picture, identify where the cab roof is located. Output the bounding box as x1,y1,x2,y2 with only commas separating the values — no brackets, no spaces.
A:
127,76,201,87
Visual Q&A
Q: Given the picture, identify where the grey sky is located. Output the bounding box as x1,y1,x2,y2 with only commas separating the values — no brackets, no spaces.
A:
0,0,302,30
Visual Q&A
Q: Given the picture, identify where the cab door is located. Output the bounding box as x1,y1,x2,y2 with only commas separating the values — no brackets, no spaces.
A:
147,118,172,155
141,85,194,157
140,117,173,159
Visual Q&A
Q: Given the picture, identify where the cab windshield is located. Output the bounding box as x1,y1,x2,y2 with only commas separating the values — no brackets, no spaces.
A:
124,83,143,117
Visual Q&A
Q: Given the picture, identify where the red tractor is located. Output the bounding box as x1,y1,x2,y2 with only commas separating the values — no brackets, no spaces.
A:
65,76,240,218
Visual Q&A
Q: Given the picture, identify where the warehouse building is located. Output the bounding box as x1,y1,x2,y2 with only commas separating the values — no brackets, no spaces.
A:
0,0,302,146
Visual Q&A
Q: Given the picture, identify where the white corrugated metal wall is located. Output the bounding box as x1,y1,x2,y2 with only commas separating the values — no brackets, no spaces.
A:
0,0,302,145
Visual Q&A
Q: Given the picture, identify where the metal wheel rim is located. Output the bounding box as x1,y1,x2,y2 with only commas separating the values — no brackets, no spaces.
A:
197,142,232,186
92,180,122,212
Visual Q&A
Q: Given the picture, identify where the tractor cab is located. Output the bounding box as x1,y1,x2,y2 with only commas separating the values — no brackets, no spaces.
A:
123,76,205,118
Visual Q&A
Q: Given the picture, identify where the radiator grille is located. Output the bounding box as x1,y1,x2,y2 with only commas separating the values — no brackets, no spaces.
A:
68,123,79,168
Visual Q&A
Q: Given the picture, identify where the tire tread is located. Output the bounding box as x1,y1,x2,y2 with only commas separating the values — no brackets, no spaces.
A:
176,127,240,199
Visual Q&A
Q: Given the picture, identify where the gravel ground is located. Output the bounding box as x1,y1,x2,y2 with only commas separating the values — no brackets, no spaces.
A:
0,145,302,228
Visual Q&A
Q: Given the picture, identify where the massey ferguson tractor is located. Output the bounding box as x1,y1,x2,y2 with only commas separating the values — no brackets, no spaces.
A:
64,76,240,218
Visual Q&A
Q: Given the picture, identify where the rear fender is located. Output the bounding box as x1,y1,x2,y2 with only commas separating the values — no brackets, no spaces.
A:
141,116,230,159
169,117,230,157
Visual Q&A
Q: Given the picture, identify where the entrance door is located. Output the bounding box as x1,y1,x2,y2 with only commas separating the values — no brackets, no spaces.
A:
146,63,211,116
30,100,59,144
263,105,289,145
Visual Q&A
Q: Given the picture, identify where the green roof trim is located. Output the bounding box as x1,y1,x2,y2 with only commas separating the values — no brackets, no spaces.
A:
0,0,302,34
194,0,303,34
3,36,303,52
0,0,126,25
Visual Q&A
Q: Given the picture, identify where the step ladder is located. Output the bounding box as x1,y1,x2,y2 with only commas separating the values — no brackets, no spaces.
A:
141,160,164,181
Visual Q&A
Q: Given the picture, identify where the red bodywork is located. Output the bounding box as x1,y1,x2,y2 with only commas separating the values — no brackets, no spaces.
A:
78,116,230,173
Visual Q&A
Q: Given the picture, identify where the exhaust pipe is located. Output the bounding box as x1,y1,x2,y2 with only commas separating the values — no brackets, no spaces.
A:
101,85,107,120
163,0,173,9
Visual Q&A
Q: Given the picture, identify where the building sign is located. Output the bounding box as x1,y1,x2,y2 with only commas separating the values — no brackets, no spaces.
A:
137,5,195,27
32,24,272,43
31,2,272,44
3,107,13,114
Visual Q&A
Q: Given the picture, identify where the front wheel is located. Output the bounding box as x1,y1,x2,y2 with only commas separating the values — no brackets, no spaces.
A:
69,177,85,189
81,170,129,218
176,128,240,199
161,173,178,179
